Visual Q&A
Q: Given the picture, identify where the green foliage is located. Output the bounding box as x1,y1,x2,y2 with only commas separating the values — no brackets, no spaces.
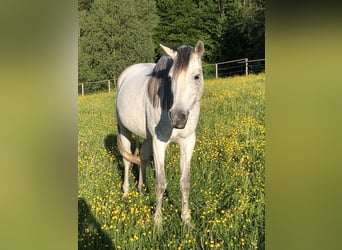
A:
78,74,265,249
153,0,264,62
79,0,158,84
219,0,265,60
154,0,222,62
78,0,265,91
202,62,216,79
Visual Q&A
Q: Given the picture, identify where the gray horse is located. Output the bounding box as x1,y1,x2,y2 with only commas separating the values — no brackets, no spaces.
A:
116,41,204,230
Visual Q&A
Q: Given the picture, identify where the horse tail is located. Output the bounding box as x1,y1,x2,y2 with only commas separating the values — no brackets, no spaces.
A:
117,135,141,166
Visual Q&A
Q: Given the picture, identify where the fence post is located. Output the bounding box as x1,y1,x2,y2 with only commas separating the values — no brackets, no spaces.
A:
215,63,218,78
245,58,248,76
108,80,111,92
81,84,84,96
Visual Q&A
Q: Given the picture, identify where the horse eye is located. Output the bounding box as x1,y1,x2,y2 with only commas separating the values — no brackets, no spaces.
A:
194,74,200,80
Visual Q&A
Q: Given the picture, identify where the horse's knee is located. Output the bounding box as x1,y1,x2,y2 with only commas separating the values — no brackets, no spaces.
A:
180,178,190,193
181,211,191,225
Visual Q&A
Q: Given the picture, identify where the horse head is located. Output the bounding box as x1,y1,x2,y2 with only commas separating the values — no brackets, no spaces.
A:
160,41,204,129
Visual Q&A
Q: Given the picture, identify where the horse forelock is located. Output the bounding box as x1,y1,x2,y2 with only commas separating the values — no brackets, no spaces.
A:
173,46,194,78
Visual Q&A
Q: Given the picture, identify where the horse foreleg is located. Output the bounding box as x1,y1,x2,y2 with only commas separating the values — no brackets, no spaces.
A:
179,133,196,227
152,138,168,231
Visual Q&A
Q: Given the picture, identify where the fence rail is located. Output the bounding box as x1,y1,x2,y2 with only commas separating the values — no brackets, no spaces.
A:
78,79,115,96
78,58,265,96
203,58,265,78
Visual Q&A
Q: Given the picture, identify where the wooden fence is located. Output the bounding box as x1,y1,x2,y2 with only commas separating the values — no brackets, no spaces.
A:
204,58,265,78
78,79,115,96
78,58,265,95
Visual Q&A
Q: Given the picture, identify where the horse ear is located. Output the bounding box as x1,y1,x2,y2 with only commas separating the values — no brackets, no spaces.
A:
195,40,204,57
160,44,177,59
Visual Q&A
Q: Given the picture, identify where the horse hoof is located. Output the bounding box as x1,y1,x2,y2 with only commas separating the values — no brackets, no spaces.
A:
138,185,145,195
138,186,149,196
154,224,163,234
154,223,163,234
154,213,162,223
138,190,147,197
184,221,193,230
154,213,163,233
182,213,192,228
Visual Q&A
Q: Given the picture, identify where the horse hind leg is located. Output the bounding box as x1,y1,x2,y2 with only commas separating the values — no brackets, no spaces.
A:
138,138,152,194
117,131,133,197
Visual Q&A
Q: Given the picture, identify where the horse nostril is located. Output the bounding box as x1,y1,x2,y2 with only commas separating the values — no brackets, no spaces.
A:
168,110,173,121
179,113,186,121
175,111,188,124
169,110,189,128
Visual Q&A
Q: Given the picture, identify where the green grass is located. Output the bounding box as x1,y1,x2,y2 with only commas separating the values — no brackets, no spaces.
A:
78,74,265,249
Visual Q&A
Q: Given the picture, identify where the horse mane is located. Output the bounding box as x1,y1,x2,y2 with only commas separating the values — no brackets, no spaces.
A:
148,45,194,109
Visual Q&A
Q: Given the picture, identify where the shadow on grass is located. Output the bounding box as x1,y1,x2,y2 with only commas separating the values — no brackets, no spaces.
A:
78,198,115,250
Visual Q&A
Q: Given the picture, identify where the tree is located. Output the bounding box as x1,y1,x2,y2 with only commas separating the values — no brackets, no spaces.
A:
219,0,265,61
154,0,221,63
154,0,264,63
78,0,159,89
78,0,265,87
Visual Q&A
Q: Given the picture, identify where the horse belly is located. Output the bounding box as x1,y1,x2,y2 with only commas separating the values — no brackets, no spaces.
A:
117,64,154,139
118,103,147,139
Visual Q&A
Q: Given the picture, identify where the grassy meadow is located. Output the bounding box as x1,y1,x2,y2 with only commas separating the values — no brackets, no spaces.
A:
78,74,265,249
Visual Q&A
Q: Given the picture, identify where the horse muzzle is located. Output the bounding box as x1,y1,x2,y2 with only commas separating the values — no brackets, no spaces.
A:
168,109,189,129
